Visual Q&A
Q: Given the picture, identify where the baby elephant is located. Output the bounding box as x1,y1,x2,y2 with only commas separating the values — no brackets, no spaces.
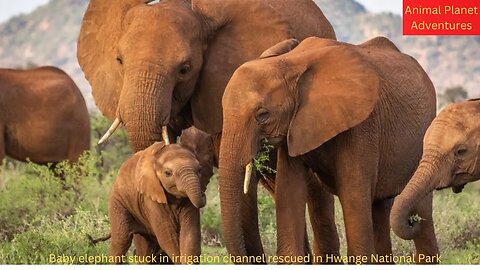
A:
391,99,480,240
108,128,213,264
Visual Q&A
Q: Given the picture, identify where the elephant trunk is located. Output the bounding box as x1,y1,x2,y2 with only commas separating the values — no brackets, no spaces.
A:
179,170,206,208
390,149,447,240
119,68,174,152
218,125,255,257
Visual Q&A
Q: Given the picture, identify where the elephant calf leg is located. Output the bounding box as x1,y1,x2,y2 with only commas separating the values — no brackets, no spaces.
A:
109,202,134,263
412,192,439,264
372,199,393,258
133,234,164,264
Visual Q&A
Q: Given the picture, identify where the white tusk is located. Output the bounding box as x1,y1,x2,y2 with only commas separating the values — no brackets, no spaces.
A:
244,162,253,194
162,126,170,145
98,118,122,145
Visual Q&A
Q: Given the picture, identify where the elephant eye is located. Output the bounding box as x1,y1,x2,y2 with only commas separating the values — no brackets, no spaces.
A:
255,108,270,124
116,56,123,65
455,146,467,156
179,61,191,75
164,169,173,177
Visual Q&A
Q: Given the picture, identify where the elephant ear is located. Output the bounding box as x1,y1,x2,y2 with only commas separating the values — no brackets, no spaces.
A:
287,42,380,157
135,142,168,204
259,39,300,59
77,0,145,120
190,0,293,134
179,128,214,191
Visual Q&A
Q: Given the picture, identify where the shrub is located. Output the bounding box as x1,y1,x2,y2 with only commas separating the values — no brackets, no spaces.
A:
0,209,110,264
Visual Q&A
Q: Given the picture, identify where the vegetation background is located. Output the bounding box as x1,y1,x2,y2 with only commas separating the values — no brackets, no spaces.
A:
0,0,478,265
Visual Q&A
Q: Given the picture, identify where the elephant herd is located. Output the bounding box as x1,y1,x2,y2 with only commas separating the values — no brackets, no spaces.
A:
1,0,479,265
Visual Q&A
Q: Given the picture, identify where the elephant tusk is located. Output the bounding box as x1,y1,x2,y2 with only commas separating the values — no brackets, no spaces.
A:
98,118,122,145
162,126,170,145
244,162,253,194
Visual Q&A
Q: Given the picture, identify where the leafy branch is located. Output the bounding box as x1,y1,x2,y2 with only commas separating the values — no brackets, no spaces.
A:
253,138,277,178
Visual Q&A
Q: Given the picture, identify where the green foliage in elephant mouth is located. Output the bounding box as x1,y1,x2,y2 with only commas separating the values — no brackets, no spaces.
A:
253,138,277,178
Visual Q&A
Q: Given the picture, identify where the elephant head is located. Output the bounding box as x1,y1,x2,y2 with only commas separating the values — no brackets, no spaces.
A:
218,38,380,256
135,142,206,208
391,99,480,240
78,0,304,152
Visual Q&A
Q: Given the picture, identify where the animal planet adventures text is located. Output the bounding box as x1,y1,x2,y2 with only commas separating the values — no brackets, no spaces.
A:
403,0,480,35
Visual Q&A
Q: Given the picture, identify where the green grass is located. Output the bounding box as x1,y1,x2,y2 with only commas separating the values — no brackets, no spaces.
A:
0,114,478,264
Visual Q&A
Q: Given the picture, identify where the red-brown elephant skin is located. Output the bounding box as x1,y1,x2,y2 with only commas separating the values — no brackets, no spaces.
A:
0,66,90,165
107,127,214,264
219,37,439,263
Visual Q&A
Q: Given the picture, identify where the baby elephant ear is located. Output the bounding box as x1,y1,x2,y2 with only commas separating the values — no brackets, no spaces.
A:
259,39,300,59
136,142,167,204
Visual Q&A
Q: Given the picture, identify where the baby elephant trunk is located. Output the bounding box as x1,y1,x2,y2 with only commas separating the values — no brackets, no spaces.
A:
179,170,206,208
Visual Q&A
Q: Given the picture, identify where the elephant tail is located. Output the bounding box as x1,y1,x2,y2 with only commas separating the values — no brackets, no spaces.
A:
87,233,111,246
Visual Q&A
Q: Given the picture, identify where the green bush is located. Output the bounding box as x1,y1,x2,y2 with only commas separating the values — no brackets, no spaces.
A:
0,209,110,264
0,162,77,241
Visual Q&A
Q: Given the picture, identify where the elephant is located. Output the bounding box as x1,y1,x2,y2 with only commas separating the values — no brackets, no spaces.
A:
391,99,480,241
107,127,214,264
77,0,339,259
0,66,90,165
218,37,440,262
77,0,336,150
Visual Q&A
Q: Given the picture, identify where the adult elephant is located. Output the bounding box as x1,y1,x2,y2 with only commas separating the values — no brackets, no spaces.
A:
219,37,439,260
0,66,90,165
391,99,480,241
77,0,338,260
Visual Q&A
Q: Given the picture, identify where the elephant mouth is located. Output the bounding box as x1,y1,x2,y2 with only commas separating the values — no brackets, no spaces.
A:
265,135,285,147
435,185,449,191
193,191,207,209
452,184,466,194
435,184,466,193
436,172,470,193
452,172,474,193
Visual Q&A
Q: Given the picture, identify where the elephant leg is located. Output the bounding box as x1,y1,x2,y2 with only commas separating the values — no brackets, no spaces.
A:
261,174,312,261
303,226,313,264
109,203,134,263
338,191,375,259
179,203,201,264
336,139,377,259
148,207,181,263
412,192,439,264
372,199,393,257
133,234,165,264
275,146,308,261
307,173,340,263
